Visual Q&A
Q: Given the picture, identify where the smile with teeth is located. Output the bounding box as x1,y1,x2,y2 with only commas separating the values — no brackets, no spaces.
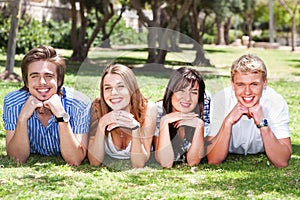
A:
37,88,50,94
180,102,191,108
110,97,123,104
243,96,254,103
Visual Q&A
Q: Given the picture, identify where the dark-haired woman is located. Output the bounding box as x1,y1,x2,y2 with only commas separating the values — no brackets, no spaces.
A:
155,67,210,168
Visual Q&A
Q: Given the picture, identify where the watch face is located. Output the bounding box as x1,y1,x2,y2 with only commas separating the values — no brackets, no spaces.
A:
263,119,268,126
257,119,268,128
62,113,70,122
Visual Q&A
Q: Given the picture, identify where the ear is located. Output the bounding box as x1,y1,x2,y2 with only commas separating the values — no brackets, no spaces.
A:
263,79,268,89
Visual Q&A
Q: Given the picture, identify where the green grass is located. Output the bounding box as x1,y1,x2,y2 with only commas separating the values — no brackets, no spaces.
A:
0,45,300,199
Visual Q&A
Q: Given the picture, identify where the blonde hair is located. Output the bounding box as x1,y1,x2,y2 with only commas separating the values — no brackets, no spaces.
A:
231,54,267,81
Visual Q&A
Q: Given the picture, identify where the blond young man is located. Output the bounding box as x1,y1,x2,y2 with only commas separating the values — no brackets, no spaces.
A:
207,54,292,168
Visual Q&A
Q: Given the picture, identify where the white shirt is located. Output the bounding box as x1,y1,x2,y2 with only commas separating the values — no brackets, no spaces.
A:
208,86,290,154
104,132,131,159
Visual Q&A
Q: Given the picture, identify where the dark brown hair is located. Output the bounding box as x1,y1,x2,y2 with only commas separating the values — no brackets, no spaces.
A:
162,67,206,139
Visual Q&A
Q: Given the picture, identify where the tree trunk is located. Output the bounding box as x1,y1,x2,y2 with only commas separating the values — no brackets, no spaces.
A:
5,0,21,74
216,20,225,45
224,16,232,45
193,45,211,67
70,0,88,62
291,15,295,51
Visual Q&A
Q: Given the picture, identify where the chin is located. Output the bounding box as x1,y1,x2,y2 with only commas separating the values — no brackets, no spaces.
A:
241,102,257,108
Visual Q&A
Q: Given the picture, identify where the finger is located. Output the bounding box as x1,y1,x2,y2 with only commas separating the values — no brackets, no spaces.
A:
107,123,119,131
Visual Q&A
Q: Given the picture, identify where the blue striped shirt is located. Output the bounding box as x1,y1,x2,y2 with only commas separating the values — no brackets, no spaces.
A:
2,87,91,156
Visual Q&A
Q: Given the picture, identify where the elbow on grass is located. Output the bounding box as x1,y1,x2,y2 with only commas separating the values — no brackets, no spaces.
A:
207,158,224,165
273,160,289,168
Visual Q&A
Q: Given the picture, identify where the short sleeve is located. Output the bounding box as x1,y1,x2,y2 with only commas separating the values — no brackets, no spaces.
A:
67,90,91,134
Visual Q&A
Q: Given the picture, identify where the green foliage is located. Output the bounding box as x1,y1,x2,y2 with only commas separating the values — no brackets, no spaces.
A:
0,14,10,54
0,14,52,54
45,19,72,49
203,34,216,44
16,15,52,53
109,20,147,46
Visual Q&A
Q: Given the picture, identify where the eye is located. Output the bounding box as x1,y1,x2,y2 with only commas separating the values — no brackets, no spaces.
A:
31,75,39,79
104,86,112,91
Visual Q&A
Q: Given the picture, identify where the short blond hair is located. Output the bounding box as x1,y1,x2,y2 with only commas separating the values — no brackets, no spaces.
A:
231,54,267,81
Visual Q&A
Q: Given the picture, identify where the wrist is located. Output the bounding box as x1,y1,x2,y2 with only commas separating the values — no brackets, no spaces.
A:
256,118,268,129
55,112,70,123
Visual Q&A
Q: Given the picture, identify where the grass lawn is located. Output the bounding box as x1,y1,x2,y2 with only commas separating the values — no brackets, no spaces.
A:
0,45,299,199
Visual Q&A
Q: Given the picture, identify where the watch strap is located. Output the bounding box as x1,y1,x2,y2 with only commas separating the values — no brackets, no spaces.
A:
256,119,268,128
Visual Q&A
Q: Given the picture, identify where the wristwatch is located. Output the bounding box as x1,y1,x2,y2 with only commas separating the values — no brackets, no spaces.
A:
256,119,268,128
55,112,70,123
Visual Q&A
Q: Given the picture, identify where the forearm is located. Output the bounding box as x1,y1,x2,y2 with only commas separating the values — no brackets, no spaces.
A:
58,123,87,166
260,128,292,168
130,129,147,168
186,127,204,166
87,126,106,166
6,120,30,163
155,125,174,168
207,120,233,164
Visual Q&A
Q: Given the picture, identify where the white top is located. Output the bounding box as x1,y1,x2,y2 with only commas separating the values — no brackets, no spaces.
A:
104,132,131,159
208,86,290,155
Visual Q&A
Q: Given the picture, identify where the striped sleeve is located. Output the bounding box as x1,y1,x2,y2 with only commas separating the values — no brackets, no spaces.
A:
66,89,91,134
3,90,27,131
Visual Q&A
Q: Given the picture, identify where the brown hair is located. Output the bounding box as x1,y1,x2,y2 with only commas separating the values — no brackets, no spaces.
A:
21,45,66,94
231,54,267,82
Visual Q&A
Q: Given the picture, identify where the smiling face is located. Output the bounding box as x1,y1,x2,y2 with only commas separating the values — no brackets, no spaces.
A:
27,60,58,101
103,73,131,111
232,71,267,108
171,82,199,113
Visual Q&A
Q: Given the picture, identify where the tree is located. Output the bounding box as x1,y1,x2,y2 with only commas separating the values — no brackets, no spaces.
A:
240,0,257,48
130,0,194,66
0,0,22,82
279,0,300,51
69,0,125,62
187,0,213,66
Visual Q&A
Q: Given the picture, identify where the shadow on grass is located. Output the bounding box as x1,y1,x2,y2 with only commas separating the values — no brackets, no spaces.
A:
286,58,300,69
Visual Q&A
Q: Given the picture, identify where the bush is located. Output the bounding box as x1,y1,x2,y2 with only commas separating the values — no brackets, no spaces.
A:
45,19,72,49
0,14,10,53
0,13,52,54
17,16,52,53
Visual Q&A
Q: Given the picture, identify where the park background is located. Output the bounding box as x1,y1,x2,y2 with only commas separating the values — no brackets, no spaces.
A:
0,0,300,199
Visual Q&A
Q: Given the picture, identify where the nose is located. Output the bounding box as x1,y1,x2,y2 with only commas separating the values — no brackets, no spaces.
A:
111,87,118,95
184,91,191,101
39,77,46,84
244,85,252,95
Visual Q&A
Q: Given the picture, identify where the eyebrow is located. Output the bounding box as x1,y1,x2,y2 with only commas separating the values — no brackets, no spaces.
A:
104,81,124,86
29,72,55,77
29,72,39,77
